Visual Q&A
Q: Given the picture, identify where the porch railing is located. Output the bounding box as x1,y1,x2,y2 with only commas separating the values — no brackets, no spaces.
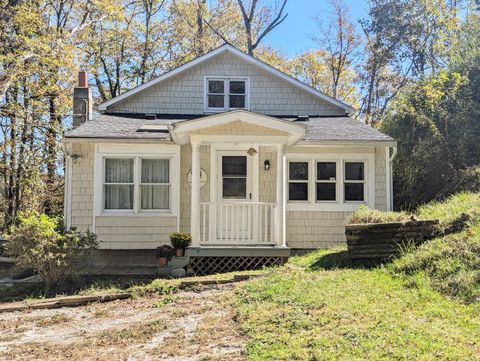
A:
200,202,276,245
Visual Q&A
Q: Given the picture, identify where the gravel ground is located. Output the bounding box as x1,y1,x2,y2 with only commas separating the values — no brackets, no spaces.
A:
0,284,246,361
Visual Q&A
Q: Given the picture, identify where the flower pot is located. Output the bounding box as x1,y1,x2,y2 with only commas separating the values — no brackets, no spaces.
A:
158,257,168,267
175,248,185,257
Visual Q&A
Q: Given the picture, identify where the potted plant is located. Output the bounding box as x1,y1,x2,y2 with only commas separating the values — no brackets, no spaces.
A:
156,245,174,266
170,232,192,257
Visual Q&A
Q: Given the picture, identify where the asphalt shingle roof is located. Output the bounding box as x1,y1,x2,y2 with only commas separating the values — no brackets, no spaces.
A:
64,113,394,143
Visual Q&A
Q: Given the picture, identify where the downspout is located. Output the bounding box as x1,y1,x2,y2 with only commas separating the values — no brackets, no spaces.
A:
64,141,73,229
388,146,398,211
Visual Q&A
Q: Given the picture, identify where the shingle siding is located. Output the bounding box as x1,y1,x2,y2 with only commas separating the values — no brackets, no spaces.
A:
107,52,345,116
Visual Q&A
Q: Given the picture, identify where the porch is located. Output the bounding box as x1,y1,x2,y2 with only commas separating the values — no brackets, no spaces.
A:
173,110,306,249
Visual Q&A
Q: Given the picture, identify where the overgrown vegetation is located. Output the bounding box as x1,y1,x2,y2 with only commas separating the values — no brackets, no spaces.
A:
4,212,97,290
347,204,411,224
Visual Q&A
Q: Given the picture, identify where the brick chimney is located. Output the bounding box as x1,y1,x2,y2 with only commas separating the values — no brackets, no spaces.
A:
72,71,93,128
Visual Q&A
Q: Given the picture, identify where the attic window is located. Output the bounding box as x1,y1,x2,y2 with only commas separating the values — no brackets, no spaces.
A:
205,77,249,112
137,124,169,133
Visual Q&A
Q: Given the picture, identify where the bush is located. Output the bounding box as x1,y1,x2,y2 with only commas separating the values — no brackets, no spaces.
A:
169,232,192,249
4,212,98,290
156,244,174,259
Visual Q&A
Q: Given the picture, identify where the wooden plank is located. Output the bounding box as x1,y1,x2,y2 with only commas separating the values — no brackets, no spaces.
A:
345,220,439,231
0,293,131,314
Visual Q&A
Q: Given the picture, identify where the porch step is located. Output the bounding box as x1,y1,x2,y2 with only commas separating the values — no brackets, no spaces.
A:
186,246,291,258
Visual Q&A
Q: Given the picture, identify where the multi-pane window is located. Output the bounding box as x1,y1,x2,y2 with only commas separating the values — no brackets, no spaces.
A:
288,162,309,201
222,156,247,199
103,158,170,211
104,159,134,210
141,159,170,210
206,78,247,111
344,162,365,201
316,162,337,201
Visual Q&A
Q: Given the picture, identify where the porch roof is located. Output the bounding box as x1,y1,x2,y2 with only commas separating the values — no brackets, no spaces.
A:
64,112,395,144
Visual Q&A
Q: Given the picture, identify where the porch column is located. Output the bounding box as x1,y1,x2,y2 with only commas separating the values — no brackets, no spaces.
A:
191,141,201,247
275,144,286,247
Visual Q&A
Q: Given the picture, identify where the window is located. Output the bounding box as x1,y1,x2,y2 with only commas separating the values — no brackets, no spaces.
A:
288,162,309,201
222,156,247,199
344,162,365,201
104,159,134,210
141,159,170,210
316,162,337,201
103,158,170,212
206,78,247,111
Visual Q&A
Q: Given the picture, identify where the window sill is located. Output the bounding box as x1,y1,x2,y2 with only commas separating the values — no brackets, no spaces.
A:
287,202,370,212
97,211,176,217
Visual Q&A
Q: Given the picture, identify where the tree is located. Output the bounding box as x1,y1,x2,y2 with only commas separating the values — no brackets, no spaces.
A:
235,0,288,55
311,0,361,100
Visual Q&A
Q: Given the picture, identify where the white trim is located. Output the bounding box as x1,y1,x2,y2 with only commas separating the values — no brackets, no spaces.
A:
93,143,180,221
204,76,250,112
285,152,374,212
97,44,354,113
173,109,305,146
64,147,73,229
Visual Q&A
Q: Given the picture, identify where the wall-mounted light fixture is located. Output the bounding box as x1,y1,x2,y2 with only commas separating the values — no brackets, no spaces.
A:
264,160,270,171
70,153,82,162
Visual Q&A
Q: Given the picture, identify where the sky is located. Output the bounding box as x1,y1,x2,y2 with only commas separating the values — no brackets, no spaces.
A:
264,0,369,57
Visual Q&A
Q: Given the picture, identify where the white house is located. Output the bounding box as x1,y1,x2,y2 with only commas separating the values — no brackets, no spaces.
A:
64,44,396,272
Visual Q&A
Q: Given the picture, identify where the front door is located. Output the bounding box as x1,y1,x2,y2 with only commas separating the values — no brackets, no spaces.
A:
216,151,256,242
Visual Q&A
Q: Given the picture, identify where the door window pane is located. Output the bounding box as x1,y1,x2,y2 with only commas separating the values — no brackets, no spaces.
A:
345,183,364,201
345,162,364,181
222,156,247,176
289,183,308,201
223,178,247,199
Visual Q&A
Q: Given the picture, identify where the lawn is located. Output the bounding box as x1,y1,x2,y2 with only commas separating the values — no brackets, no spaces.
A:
236,249,480,360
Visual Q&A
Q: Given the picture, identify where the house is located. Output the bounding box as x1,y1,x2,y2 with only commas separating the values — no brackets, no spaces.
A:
64,44,396,273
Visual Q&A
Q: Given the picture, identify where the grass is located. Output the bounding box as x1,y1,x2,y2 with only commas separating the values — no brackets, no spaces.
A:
236,249,480,360
347,205,411,224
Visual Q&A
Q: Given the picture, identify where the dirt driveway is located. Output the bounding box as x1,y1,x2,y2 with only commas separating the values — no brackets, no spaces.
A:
0,284,246,360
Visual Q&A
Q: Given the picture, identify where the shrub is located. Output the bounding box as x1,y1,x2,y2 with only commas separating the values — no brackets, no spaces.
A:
347,205,411,224
156,244,174,259
4,212,98,290
169,232,192,249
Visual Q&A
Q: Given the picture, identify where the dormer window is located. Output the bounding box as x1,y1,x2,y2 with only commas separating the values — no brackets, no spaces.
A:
205,77,249,112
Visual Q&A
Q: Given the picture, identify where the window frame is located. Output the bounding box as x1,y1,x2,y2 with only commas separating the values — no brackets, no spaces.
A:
103,157,135,213
343,160,366,203
315,160,339,203
204,76,250,112
140,158,171,212
101,156,172,214
287,160,310,203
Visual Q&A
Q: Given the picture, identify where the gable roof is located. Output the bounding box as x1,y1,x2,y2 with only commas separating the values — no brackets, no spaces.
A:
97,44,355,114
